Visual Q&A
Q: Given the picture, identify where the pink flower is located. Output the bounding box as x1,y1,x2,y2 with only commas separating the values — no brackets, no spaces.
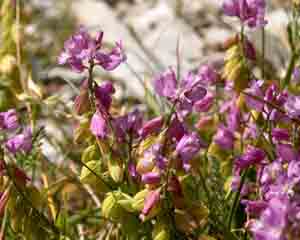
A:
140,190,160,221
5,128,32,154
90,112,108,139
222,0,267,28
58,28,126,72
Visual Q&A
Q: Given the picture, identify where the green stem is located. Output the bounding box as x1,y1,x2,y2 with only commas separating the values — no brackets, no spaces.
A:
282,53,298,89
262,27,265,80
227,169,248,230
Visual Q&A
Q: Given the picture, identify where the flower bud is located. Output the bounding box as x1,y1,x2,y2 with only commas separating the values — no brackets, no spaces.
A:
117,193,135,213
79,160,101,185
139,189,161,222
74,117,91,144
152,222,170,240
132,189,149,211
223,44,251,92
102,192,123,220
108,154,124,183
137,156,155,175
74,79,90,115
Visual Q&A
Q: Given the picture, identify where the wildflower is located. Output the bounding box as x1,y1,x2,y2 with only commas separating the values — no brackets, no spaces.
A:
222,0,267,28
194,93,214,112
74,79,90,115
128,161,139,179
292,67,300,84
249,197,288,240
285,95,300,119
141,172,161,184
137,144,166,174
140,190,160,220
5,128,32,154
276,144,297,162
94,81,115,112
235,146,265,170
166,116,186,142
175,132,205,172
197,64,219,85
139,116,164,139
154,68,177,99
90,81,115,139
0,109,19,130
271,128,290,142
90,112,108,139
154,68,207,119
113,109,143,142
213,125,235,150
241,200,267,217
244,80,264,111
58,27,126,72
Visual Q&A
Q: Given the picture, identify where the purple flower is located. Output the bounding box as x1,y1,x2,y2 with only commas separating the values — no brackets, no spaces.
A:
167,116,186,142
194,93,214,112
139,116,164,139
245,80,264,111
271,128,290,142
58,28,125,72
242,200,267,217
264,85,288,121
154,69,207,119
94,81,115,112
227,104,241,132
154,67,177,99
213,125,235,150
285,95,300,119
128,161,139,179
90,112,108,138
94,40,127,71
249,197,288,240
222,0,267,28
0,109,19,130
140,190,160,221
244,39,257,60
141,172,161,184
175,132,205,171
292,68,300,84
113,109,143,142
235,146,265,170
276,144,297,162
137,144,166,174
197,64,219,85
6,128,32,154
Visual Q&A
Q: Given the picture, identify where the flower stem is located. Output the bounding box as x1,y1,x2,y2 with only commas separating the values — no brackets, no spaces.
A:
227,169,248,231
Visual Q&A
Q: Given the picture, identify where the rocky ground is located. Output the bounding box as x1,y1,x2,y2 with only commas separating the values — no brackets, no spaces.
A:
42,0,290,98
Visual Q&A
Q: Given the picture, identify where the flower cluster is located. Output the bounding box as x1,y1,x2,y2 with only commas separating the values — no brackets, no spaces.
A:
48,0,300,239
58,27,126,72
222,0,267,28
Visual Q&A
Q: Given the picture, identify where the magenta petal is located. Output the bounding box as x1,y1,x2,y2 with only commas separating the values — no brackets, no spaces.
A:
90,112,108,139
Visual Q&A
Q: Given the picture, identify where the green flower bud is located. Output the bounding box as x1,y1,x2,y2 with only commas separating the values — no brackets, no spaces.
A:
108,154,124,183
132,189,149,211
101,192,123,220
152,223,170,240
81,145,99,163
79,160,101,185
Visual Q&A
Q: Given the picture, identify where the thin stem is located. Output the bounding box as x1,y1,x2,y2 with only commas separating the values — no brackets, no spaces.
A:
282,53,298,89
227,169,248,230
262,27,265,79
